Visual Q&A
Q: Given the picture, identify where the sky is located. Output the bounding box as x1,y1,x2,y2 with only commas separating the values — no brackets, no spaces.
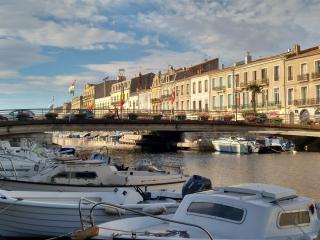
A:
0,0,319,109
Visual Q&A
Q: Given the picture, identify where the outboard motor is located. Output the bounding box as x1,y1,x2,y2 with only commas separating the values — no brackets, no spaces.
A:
182,175,212,198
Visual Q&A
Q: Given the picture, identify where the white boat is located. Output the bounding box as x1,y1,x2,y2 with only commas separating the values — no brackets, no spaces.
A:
0,188,181,238
95,183,320,239
211,137,252,154
0,153,188,191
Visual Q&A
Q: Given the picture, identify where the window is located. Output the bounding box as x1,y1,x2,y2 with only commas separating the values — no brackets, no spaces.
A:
198,81,202,93
244,72,248,85
176,101,179,110
261,68,268,80
301,87,307,105
205,80,208,92
73,172,97,179
227,75,232,88
315,60,320,73
227,94,232,108
243,92,249,108
301,63,308,75
53,172,68,178
288,66,293,81
212,78,216,90
288,88,293,105
212,96,216,110
219,77,223,90
187,100,190,110
193,101,196,110
262,89,268,106
235,74,240,87
219,95,224,110
176,86,179,96
274,88,280,105
181,85,184,95
187,202,245,222
252,71,257,81
274,66,279,81
278,210,310,228
187,84,190,95
317,85,320,104
181,101,184,110
193,82,196,94
198,101,202,111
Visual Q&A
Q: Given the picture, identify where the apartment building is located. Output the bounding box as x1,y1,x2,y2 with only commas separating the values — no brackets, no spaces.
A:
94,79,117,117
151,72,162,113
110,74,130,110
209,67,234,112
284,45,320,123
71,96,83,111
174,69,191,111
82,83,96,109
233,52,286,115
160,69,176,111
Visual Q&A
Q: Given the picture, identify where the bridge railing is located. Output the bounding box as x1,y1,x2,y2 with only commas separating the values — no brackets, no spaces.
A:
0,108,319,129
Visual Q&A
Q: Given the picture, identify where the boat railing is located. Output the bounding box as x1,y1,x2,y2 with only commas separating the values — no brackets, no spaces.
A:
78,197,214,240
0,155,18,179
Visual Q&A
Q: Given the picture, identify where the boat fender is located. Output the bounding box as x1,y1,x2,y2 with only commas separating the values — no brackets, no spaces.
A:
71,225,99,240
104,206,126,215
142,205,167,215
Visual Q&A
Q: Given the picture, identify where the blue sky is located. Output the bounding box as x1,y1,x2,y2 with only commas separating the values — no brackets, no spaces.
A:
0,0,319,109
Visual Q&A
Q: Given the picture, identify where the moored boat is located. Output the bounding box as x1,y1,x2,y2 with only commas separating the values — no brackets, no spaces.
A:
211,137,253,154
94,183,320,239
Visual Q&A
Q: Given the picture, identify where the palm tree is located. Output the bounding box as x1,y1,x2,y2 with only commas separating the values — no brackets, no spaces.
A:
247,83,263,114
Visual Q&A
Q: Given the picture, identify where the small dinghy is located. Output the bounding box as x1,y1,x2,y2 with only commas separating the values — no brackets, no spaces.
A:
94,183,320,239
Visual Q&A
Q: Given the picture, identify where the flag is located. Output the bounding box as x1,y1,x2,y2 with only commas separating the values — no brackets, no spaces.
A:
170,90,175,104
120,84,125,111
68,81,75,96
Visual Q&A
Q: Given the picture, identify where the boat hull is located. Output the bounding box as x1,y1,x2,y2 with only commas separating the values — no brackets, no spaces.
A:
212,141,250,154
0,178,185,192
0,196,178,237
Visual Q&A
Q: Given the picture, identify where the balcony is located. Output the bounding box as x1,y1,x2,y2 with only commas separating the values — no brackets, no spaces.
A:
257,78,269,85
297,73,309,81
311,72,320,80
294,98,320,107
160,94,171,100
215,86,226,92
151,98,161,103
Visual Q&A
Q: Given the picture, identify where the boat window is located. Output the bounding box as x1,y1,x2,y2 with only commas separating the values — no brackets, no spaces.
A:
53,172,68,178
278,210,310,227
71,172,97,179
187,202,244,222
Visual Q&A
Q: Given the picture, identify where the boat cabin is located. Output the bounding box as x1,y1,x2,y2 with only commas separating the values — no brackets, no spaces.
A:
172,183,319,239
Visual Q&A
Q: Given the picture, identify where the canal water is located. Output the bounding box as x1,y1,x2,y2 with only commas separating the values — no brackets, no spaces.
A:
107,150,320,201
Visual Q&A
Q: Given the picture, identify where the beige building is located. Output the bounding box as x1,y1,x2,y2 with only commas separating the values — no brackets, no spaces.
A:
111,75,130,110
82,83,96,110
284,45,320,123
71,96,83,111
151,72,162,113
209,67,234,113
94,79,117,117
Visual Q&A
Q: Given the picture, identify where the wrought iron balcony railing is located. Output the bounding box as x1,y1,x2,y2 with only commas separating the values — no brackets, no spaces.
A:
297,73,309,81
311,72,320,80
294,98,320,106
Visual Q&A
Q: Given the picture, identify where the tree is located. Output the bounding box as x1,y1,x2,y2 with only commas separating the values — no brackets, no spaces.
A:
247,83,263,114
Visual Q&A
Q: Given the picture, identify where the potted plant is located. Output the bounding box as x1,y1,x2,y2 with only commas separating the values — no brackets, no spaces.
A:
255,113,267,123
175,113,186,120
152,114,162,120
242,110,256,122
222,113,234,121
103,112,116,120
45,112,58,120
269,116,283,124
128,112,138,120
198,112,209,121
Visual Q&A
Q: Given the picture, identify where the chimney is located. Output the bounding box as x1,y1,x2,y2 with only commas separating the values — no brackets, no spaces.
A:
245,51,252,64
292,44,300,54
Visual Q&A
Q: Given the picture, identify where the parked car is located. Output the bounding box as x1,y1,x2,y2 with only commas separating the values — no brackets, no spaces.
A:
0,115,8,121
4,110,35,120
63,110,94,120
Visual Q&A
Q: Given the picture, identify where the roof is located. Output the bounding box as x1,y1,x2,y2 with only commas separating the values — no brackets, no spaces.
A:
215,183,297,200
130,72,155,94
95,79,117,98
286,45,320,60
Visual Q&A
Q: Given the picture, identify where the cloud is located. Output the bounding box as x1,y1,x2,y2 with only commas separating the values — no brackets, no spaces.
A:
135,0,320,63
0,38,48,76
84,49,206,78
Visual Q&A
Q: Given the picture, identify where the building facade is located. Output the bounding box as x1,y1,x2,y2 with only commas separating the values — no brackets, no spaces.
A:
82,83,96,110
71,96,83,111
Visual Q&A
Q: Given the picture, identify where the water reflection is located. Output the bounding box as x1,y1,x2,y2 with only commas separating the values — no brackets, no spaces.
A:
108,151,320,200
